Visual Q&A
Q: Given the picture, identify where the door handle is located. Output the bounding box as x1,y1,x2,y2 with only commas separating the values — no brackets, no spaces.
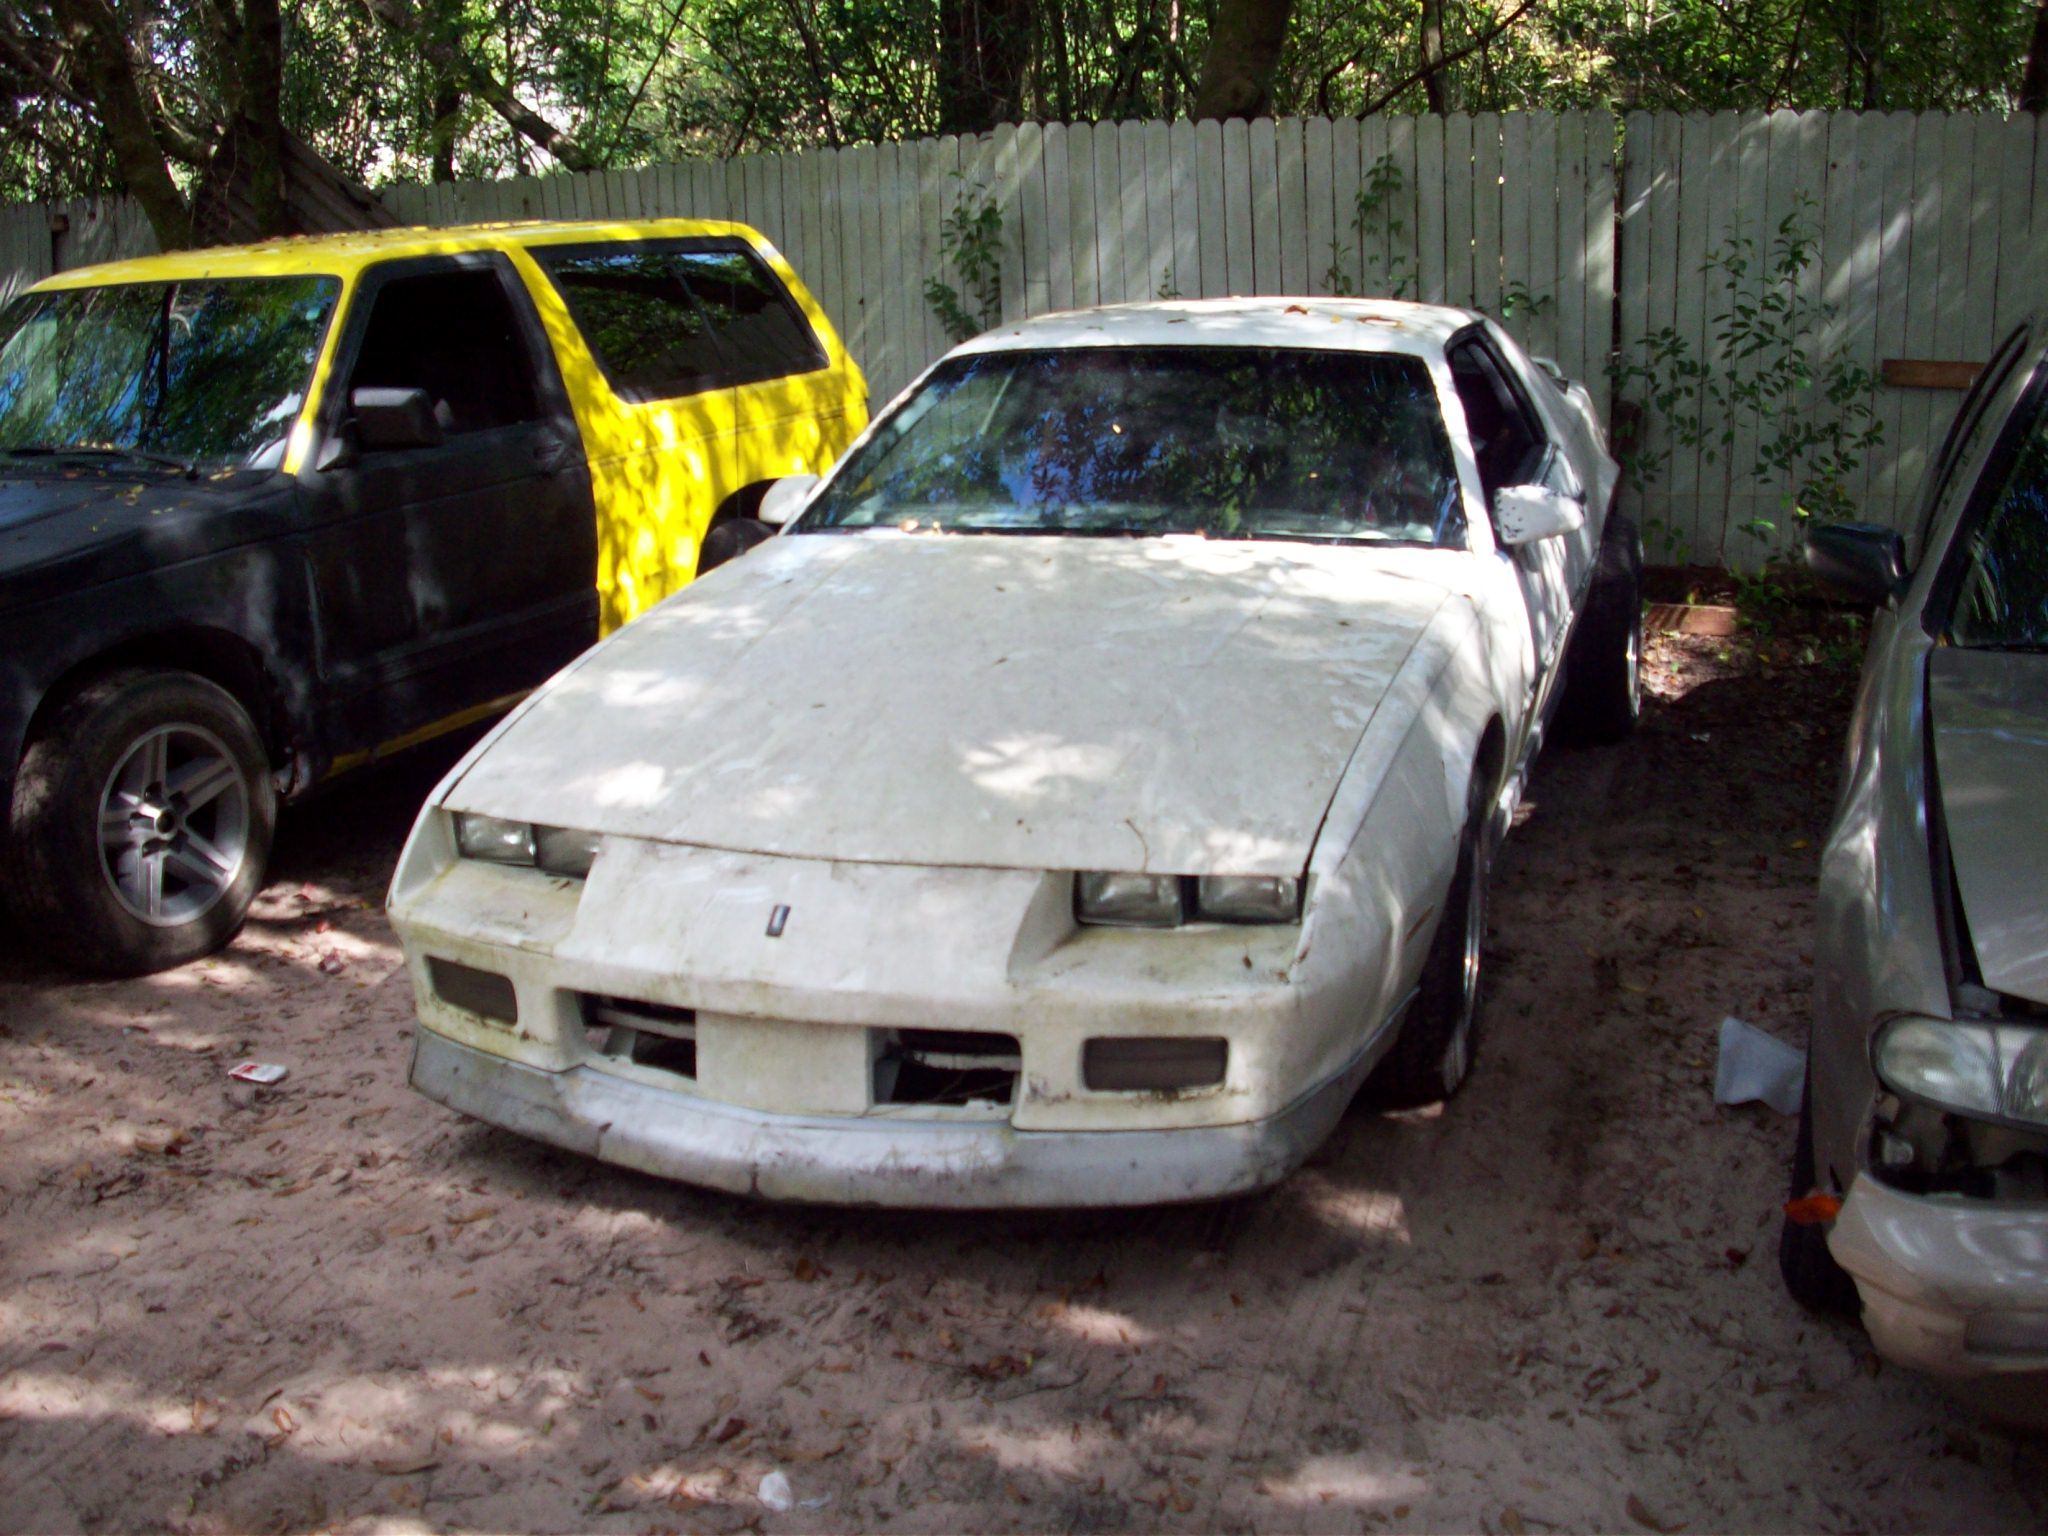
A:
531,431,572,475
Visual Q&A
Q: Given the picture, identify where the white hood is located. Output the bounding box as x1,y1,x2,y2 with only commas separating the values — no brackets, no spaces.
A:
447,532,1451,877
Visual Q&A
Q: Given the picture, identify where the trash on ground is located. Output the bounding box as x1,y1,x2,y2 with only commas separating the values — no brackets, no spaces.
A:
1712,1016,1802,1114
227,1061,289,1085
758,1470,794,1511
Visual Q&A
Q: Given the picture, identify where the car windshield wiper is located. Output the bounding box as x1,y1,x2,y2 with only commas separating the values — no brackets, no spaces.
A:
4,444,199,478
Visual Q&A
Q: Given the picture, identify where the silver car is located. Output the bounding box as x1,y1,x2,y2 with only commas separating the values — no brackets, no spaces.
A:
1785,319,2048,1406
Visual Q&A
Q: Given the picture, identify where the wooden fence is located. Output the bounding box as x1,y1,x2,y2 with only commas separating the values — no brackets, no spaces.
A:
5,111,2043,565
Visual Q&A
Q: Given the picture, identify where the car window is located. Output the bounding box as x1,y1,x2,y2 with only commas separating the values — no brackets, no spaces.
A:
1915,323,2033,565
347,268,542,437
798,345,1461,546
0,276,338,470
1448,338,1546,501
674,248,826,384
1945,391,2048,651
536,246,725,399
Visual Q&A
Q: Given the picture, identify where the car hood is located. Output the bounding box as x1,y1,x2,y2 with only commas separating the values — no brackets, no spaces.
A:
1929,648,2048,1005
447,532,1455,877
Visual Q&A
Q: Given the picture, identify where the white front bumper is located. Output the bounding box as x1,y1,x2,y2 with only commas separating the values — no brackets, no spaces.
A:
408,1024,1373,1207
1829,1173,2048,1381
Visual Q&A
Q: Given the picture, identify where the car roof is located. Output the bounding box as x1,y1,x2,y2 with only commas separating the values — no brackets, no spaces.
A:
953,297,1483,361
27,218,770,291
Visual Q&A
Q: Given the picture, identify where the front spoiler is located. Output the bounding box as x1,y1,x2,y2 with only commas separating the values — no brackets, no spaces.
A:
409,1026,1374,1208
1829,1172,2048,1381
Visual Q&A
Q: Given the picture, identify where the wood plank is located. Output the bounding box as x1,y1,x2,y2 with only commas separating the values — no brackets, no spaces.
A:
1992,116,2039,335
1275,117,1309,294
1866,114,1922,521
837,145,870,368
1017,122,1051,316
1196,117,1227,296
1387,114,1417,299
1118,120,1150,301
1960,114,2003,377
1470,113,1501,314
1168,118,1201,300
1223,116,1253,295
1092,121,1122,301
1071,121,1104,307
1582,111,1617,421
1330,116,1363,296
992,125,1025,323
1303,115,1337,296
1524,112,1558,363
870,140,906,398
1498,113,1530,330
1144,117,1174,300
915,137,953,366
1249,116,1281,294
1358,114,1389,293
1881,359,1984,390
1552,112,1587,388
1042,123,1075,311
1442,113,1473,308
1415,113,1446,304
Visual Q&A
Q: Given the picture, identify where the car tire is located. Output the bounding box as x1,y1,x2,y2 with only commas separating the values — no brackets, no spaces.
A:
1778,1072,1860,1315
1370,770,1491,1108
1556,514,1643,745
3,670,276,977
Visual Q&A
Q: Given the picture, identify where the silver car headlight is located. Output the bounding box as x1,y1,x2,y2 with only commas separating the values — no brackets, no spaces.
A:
1873,1016,2048,1128
1074,872,1301,927
453,813,602,879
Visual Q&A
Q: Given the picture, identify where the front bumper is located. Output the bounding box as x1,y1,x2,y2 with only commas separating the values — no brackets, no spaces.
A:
410,1024,1373,1208
1829,1173,2048,1380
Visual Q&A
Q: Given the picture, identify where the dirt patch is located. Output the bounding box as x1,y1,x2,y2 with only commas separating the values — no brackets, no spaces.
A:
2,632,2043,1533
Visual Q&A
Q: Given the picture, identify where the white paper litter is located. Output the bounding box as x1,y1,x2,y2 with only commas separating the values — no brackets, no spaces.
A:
758,1470,794,1511
1713,1015,1804,1115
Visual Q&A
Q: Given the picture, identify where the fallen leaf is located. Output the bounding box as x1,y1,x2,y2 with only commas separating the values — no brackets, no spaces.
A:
1503,1508,1527,1535
793,1255,820,1282
388,1222,428,1237
373,1455,441,1476
635,1383,665,1403
713,1417,747,1444
1626,1493,1683,1533
447,1205,498,1226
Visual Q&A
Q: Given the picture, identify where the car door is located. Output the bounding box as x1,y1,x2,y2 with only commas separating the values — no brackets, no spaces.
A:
298,253,598,759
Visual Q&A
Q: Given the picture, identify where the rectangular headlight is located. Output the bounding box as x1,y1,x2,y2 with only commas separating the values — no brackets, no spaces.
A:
454,812,534,865
1075,871,1184,927
535,824,602,878
1875,1017,2048,1128
1194,875,1301,923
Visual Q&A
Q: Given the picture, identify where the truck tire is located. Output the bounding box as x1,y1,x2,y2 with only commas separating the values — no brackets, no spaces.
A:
1778,1074,1860,1315
4,670,275,976
1557,514,1643,745
1370,769,1490,1108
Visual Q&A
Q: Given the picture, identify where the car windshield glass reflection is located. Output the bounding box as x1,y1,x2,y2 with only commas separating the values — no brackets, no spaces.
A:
1949,398,2048,650
798,346,1461,545
0,276,339,472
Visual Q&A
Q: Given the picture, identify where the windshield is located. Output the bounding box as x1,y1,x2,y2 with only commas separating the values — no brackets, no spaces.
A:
1947,382,2048,651
798,345,1463,545
0,275,340,472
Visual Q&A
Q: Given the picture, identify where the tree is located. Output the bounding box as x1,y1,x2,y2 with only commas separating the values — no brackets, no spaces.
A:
1193,0,1296,119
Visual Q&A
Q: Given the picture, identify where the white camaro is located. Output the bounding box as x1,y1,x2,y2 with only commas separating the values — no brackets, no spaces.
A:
387,299,1635,1207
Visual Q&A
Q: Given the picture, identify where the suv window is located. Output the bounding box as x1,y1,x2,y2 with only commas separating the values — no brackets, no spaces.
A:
537,240,825,400
1946,386,2048,650
348,268,542,437
1448,338,1545,501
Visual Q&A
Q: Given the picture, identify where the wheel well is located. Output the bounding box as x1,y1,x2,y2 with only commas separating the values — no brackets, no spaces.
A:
23,632,282,767
1473,718,1507,837
710,480,777,526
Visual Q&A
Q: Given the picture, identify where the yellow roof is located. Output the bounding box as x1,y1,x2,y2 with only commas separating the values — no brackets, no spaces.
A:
31,217,765,290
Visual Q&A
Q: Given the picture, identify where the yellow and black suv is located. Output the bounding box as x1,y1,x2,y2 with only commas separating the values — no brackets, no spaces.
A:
0,219,866,974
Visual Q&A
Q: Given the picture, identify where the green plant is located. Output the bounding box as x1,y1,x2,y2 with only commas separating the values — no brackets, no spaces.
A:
1157,266,1182,300
1498,279,1552,321
924,178,1003,343
1324,153,1413,299
1611,199,1883,555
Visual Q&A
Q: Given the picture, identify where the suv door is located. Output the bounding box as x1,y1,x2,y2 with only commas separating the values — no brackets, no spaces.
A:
299,254,598,760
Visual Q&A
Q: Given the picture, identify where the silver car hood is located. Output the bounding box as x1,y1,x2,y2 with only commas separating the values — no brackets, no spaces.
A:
1929,648,2048,1005
447,531,1452,877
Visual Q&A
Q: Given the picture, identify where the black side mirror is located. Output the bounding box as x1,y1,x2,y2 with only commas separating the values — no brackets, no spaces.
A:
351,386,445,452
1805,521,1907,606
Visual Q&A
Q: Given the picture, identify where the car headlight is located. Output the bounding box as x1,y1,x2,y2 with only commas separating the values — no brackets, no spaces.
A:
1874,1016,2048,1128
453,813,602,879
1074,872,1301,926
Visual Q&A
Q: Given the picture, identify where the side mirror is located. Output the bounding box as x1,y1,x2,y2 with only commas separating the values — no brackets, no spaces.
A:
1805,521,1907,606
1493,485,1585,547
351,386,444,452
697,518,776,575
758,473,820,527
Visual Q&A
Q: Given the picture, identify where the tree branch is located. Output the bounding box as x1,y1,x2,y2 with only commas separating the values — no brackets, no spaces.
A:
1354,0,1532,118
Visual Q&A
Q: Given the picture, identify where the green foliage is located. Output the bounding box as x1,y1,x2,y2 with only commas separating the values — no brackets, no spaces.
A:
1325,152,1414,298
925,180,1003,344
1612,201,1884,551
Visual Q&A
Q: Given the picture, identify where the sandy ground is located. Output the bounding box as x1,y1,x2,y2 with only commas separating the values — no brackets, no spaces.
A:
2,629,2044,1535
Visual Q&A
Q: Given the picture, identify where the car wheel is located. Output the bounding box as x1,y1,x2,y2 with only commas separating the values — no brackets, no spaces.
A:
1557,515,1643,745
1778,1071,1860,1314
1370,772,1490,1108
3,670,276,977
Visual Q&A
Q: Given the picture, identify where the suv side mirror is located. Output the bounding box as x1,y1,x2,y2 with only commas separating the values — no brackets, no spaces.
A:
758,473,820,527
1805,521,1907,606
352,386,445,452
1493,485,1584,547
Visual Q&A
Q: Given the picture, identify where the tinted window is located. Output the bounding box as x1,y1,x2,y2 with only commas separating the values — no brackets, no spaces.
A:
1947,394,2048,650
538,247,723,399
346,267,542,437
1449,340,1545,500
799,346,1460,546
0,276,338,470
675,248,825,383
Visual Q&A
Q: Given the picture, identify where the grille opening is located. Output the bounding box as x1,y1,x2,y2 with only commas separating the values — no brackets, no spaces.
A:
579,994,697,1080
1083,1036,1228,1092
428,956,518,1024
874,1028,1020,1108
